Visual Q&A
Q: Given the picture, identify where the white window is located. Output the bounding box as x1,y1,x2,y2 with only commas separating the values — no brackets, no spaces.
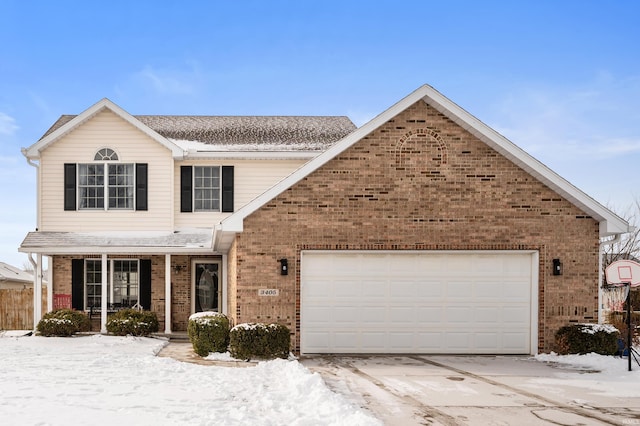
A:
78,162,134,210
194,166,221,211
85,259,139,310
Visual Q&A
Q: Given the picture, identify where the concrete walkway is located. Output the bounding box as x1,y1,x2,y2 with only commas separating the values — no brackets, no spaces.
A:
157,341,257,367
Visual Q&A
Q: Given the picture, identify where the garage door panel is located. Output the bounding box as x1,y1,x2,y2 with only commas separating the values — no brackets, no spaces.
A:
365,281,388,297
301,251,535,354
360,306,387,321
475,333,499,349
418,306,444,323
446,281,474,298
388,307,415,323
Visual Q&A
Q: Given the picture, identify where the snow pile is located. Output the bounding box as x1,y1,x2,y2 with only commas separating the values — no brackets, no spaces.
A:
534,351,640,397
0,334,380,425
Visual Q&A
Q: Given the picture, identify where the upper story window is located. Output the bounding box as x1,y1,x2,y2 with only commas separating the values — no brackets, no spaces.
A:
194,166,220,211
94,148,119,161
64,149,147,212
181,165,234,213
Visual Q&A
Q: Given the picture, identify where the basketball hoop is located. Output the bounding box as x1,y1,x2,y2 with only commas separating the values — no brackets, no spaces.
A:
602,284,629,312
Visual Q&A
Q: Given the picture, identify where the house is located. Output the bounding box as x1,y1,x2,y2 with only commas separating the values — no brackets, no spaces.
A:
0,262,38,290
19,85,631,355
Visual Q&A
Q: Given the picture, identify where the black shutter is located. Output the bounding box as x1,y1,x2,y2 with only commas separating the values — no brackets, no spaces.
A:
180,166,192,212
221,166,234,212
64,164,77,211
139,259,152,310
71,259,84,310
135,163,148,211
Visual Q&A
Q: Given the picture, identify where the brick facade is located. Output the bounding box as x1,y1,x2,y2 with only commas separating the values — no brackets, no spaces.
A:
50,254,220,332
231,100,600,353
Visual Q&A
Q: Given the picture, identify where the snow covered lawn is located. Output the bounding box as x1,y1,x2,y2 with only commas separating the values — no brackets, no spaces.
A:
0,334,380,425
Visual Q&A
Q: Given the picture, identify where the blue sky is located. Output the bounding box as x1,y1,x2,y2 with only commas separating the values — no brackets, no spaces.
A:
1,1,639,267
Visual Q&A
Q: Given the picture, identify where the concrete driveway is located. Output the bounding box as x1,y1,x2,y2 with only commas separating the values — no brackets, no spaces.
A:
301,355,640,425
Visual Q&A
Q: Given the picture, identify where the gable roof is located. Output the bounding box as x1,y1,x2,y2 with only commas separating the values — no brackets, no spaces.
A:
0,262,34,284
23,98,184,159
30,103,356,157
215,84,630,248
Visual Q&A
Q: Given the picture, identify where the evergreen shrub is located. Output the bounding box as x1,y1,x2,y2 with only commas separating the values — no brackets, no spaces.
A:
188,312,230,356
106,309,159,336
554,323,619,355
37,308,91,337
229,322,290,360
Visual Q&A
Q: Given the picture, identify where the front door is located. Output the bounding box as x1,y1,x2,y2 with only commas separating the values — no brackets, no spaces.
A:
192,261,221,313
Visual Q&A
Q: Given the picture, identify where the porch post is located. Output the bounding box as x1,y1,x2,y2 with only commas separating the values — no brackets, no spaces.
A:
100,253,108,333
221,254,228,315
34,253,43,326
165,254,172,334
46,256,53,313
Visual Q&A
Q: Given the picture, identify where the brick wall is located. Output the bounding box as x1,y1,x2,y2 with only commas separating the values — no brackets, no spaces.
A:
50,254,221,332
232,100,600,353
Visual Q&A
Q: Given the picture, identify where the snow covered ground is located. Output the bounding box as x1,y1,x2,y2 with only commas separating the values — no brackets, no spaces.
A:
0,333,380,425
2,331,640,426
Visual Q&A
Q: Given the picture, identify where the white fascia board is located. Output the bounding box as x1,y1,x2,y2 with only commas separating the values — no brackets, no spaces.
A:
18,246,217,255
24,98,185,159
422,86,631,238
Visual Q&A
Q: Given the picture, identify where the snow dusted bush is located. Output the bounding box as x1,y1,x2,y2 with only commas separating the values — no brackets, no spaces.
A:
554,323,620,355
106,309,159,336
188,312,230,356
229,322,290,360
37,308,91,337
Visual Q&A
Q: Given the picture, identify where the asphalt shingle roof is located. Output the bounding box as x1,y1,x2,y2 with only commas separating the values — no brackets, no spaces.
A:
41,114,356,151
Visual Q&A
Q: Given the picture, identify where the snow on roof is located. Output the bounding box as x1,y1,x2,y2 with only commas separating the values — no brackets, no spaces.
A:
19,230,214,254
41,114,356,151
0,262,33,283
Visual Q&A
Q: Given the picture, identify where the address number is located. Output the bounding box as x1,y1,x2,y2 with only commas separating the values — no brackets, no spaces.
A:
258,289,279,296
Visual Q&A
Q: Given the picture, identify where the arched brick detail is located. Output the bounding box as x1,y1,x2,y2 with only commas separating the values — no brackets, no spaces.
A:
395,129,448,179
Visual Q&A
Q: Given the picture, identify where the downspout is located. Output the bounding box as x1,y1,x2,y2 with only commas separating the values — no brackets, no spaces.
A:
27,253,42,331
23,150,44,328
21,149,40,230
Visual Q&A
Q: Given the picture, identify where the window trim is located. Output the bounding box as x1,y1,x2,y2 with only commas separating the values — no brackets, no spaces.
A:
193,165,221,212
77,162,135,210
181,165,234,213
84,258,140,311
65,160,147,212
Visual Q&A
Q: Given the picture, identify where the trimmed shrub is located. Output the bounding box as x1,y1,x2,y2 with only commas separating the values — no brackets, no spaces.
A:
554,323,619,355
106,309,159,336
229,322,290,360
188,312,230,356
37,308,91,337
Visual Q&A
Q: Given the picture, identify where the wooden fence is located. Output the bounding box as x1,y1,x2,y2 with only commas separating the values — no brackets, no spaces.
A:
0,288,47,330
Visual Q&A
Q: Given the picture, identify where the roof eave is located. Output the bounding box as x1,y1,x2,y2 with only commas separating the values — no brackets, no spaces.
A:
23,98,185,159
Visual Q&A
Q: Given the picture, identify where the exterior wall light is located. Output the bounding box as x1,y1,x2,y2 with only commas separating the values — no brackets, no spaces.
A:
279,258,288,275
552,258,563,276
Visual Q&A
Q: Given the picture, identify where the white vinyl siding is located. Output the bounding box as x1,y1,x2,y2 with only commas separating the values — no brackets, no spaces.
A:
174,158,306,228
301,251,538,355
39,110,174,232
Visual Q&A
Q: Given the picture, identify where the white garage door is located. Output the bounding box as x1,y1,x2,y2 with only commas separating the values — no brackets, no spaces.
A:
301,251,537,355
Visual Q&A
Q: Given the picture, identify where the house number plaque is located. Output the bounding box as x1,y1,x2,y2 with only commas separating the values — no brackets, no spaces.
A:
258,289,279,296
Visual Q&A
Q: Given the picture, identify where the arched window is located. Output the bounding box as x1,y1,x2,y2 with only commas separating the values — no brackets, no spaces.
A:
94,148,119,161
